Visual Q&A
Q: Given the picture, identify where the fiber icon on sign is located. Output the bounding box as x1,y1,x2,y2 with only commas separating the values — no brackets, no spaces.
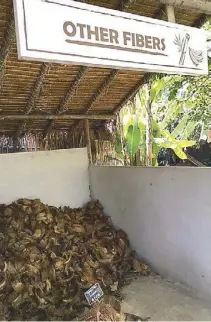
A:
174,33,204,66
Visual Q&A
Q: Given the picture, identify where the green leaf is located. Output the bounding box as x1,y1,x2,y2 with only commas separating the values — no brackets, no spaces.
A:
126,119,141,155
160,102,178,130
154,138,177,149
176,140,196,148
123,114,134,137
139,120,146,143
171,115,189,138
182,121,197,139
152,120,161,138
150,79,165,103
138,88,147,107
174,147,187,159
161,129,188,160
161,129,176,142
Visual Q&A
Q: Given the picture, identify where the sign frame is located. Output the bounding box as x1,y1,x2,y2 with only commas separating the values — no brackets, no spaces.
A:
13,0,208,76
84,283,104,306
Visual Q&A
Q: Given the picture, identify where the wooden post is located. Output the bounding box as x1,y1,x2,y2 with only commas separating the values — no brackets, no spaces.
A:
165,4,176,23
145,83,153,167
117,113,127,166
85,119,92,165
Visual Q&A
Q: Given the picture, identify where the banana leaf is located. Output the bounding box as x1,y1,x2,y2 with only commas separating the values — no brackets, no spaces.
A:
159,130,194,160
182,121,198,139
150,79,165,103
171,115,189,138
173,146,188,159
139,120,146,142
126,119,141,155
177,140,196,148
152,120,161,138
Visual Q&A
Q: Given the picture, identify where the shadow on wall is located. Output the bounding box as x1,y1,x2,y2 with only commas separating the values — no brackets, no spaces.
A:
90,165,211,300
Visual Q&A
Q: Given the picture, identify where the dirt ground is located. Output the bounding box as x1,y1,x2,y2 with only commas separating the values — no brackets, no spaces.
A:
121,274,211,321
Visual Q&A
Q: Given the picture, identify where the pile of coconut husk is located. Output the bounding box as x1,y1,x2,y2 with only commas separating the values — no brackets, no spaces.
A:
78,297,150,321
0,199,150,321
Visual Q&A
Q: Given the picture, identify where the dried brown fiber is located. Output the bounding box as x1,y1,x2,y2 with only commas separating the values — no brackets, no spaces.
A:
0,199,150,321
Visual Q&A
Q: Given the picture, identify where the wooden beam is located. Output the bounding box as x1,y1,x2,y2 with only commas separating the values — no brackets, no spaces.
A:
16,63,51,137
69,69,119,133
43,66,88,138
85,119,92,164
0,12,15,72
113,75,149,114
56,66,88,115
84,70,119,115
0,114,116,120
24,63,52,115
150,0,211,15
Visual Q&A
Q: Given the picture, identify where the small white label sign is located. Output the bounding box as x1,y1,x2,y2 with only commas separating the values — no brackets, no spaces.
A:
13,0,208,76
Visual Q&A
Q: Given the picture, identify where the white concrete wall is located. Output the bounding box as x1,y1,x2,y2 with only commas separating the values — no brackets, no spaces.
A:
0,148,90,207
90,166,211,298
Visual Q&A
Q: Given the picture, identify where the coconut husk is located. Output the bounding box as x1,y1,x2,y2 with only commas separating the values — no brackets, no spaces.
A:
0,199,150,321
78,301,122,321
78,298,149,321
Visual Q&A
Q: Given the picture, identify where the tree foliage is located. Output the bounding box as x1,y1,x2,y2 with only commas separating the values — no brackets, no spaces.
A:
116,77,197,166
113,21,210,166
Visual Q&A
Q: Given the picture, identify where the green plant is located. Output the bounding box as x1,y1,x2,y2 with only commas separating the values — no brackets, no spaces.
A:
115,77,197,166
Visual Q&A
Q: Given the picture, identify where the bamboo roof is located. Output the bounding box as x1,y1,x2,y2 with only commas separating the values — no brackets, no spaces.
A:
0,0,208,136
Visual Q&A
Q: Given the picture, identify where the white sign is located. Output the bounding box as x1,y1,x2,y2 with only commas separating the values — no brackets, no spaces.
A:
13,0,208,76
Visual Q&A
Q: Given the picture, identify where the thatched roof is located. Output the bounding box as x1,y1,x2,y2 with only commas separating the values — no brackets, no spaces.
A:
0,0,208,137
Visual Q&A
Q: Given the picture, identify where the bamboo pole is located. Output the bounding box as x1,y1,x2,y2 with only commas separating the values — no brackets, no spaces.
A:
117,113,127,166
84,119,92,165
0,114,116,120
145,83,153,167
165,4,176,23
